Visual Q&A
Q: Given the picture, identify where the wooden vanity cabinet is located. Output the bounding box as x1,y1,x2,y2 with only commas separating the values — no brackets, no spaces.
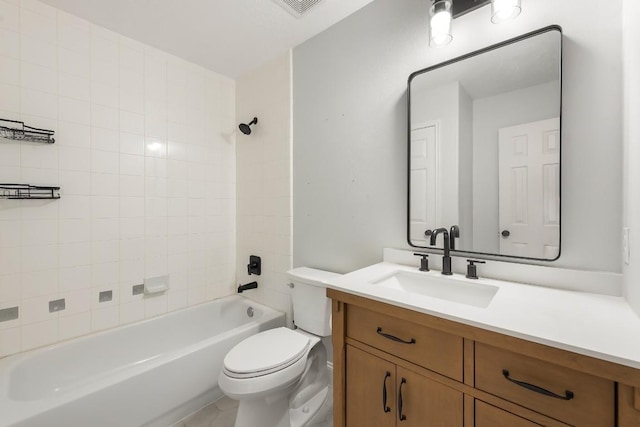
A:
329,289,640,427
346,344,463,426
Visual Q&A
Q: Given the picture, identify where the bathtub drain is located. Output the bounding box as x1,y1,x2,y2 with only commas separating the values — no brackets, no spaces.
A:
247,307,254,318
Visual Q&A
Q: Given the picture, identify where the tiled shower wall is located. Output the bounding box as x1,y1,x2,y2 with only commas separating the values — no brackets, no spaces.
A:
235,53,293,325
0,0,236,358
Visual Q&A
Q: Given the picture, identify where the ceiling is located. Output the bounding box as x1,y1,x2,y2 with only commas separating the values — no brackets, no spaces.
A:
40,0,376,79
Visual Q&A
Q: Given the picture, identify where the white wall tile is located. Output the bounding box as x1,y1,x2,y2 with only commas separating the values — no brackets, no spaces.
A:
91,261,118,288
58,195,91,219
20,0,57,19
0,28,19,58
59,146,91,172
58,311,90,340
91,173,119,196
1,4,236,358
20,35,56,68
91,240,119,264
0,56,19,85
20,7,56,42
119,154,144,176
91,104,119,130
91,305,118,331
91,150,119,174
57,13,90,54
59,218,90,243
120,111,144,135
0,83,20,113
91,81,119,108
21,244,58,272
0,327,20,358
21,219,58,246
0,1,20,32
91,196,119,218
59,74,90,101
58,47,90,79
0,273,20,301
21,318,57,351
59,242,91,268
58,265,91,292
59,170,91,195
120,132,144,155
119,300,144,325
59,97,91,125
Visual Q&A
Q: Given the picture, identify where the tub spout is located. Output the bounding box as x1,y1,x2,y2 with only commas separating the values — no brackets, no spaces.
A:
237,282,258,293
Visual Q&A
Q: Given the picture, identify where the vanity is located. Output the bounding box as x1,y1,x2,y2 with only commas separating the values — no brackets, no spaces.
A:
325,258,640,426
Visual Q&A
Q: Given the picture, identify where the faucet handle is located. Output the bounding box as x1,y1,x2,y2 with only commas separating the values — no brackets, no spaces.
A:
413,253,429,272
466,259,486,280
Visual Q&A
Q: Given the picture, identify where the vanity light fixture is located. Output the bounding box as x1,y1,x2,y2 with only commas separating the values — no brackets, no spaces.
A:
429,0,453,48
430,0,522,48
491,0,521,23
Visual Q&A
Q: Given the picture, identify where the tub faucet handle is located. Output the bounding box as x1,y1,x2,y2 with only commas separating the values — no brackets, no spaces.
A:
247,255,261,276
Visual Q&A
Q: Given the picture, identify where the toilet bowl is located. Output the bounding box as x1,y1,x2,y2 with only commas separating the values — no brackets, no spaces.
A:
218,267,340,427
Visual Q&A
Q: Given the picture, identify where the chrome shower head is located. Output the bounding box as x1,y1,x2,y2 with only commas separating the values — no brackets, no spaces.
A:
239,117,258,135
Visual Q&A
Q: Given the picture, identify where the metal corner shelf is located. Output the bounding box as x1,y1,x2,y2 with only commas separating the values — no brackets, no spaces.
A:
0,184,61,200
0,118,55,144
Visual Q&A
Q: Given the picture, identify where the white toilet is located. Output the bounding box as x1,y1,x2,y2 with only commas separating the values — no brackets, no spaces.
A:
218,267,339,427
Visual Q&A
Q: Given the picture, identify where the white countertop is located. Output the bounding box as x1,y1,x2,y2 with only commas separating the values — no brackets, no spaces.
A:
324,261,640,370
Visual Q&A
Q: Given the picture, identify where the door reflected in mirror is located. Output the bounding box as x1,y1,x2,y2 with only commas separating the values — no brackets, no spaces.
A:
408,26,562,260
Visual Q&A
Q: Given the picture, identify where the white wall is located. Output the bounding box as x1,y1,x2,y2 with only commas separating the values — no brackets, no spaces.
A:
293,0,623,274
622,0,640,314
472,81,559,253
0,0,236,358
235,52,293,325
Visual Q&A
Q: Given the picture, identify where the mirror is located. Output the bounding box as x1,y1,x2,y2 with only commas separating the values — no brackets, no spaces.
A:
408,26,562,260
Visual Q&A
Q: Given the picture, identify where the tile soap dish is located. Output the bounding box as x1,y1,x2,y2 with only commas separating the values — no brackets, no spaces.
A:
144,275,170,295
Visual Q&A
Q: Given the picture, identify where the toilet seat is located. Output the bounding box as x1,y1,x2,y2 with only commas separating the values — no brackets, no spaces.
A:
223,327,311,379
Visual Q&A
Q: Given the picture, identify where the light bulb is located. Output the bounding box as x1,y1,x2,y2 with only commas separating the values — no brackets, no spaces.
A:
430,0,452,47
491,0,521,24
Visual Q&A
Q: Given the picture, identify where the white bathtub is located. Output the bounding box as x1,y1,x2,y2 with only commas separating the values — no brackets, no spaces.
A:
0,295,285,427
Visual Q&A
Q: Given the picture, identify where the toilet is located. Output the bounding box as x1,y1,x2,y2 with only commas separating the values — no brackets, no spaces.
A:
218,267,340,427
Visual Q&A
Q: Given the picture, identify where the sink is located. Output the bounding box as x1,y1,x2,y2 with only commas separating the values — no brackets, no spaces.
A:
371,271,498,308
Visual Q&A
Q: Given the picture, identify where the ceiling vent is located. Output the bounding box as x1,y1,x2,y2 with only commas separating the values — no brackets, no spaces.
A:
272,0,324,18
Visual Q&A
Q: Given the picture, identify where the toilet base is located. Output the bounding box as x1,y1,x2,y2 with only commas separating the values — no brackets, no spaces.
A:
234,390,290,427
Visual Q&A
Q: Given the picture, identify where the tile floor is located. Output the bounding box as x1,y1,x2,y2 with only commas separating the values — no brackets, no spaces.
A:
173,397,239,427
173,395,333,427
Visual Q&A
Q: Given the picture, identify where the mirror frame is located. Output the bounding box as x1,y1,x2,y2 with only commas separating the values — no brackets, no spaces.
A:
407,25,563,262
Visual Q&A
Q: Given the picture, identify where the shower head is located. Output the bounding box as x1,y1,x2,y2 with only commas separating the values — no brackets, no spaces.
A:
239,117,258,135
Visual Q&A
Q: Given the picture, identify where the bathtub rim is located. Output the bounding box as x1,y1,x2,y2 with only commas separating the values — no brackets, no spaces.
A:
0,295,285,426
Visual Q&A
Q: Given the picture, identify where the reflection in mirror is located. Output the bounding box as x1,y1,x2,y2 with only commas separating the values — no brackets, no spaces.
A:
408,26,562,260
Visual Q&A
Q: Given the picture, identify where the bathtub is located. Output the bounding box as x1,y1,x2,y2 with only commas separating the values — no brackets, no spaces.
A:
0,295,285,427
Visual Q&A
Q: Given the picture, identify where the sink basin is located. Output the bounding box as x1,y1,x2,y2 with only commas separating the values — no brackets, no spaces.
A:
371,271,498,308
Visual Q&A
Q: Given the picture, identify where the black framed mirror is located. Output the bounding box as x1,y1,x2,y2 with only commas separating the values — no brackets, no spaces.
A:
408,26,562,261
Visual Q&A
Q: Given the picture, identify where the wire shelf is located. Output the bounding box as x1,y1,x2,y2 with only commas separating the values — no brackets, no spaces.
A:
0,184,61,200
0,118,55,144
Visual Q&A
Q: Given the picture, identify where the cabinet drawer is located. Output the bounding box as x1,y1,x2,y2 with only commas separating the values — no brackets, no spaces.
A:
475,343,615,426
346,305,462,380
475,400,542,427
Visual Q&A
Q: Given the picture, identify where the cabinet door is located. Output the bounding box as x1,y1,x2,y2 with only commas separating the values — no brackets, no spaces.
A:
475,400,542,427
396,366,463,427
346,345,396,427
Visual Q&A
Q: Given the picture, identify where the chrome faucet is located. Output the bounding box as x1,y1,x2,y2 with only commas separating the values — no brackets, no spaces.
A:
430,228,452,275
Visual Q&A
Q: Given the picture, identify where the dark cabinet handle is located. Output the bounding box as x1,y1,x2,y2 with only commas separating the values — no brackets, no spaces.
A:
376,327,416,344
398,378,407,421
382,371,391,413
502,370,574,400
501,230,511,237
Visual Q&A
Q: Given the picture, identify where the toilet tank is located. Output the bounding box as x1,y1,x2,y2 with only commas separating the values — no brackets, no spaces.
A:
287,267,341,337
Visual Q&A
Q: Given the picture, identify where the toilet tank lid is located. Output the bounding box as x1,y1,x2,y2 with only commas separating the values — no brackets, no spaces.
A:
287,267,341,287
